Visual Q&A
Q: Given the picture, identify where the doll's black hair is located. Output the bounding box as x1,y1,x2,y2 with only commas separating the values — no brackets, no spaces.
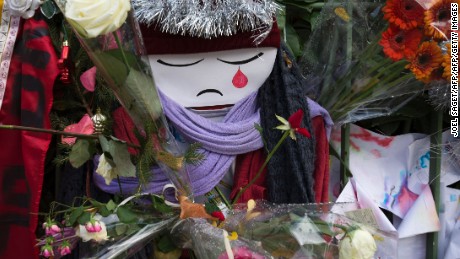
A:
257,43,316,203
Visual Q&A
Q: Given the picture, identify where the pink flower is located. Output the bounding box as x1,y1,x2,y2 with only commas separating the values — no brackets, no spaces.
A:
41,245,54,258
62,114,95,145
59,241,72,256
50,224,61,234
60,246,72,256
85,222,95,232
80,66,97,92
43,221,61,235
218,246,265,259
92,221,102,232
85,220,103,233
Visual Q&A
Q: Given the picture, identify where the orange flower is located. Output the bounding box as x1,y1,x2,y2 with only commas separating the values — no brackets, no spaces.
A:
380,26,423,61
424,0,452,40
420,65,446,83
383,0,425,30
406,41,443,81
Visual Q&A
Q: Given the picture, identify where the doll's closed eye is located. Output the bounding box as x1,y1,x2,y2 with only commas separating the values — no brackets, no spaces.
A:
217,52,264,65
157,58,204,67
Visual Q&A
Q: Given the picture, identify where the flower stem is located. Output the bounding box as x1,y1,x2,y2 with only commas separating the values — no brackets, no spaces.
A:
0,124,141,149
117,175,124,196
112,32,130,72
232,130,290,204
214,186,232,209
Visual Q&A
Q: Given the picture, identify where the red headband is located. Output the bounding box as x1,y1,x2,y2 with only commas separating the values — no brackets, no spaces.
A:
140,22,281,55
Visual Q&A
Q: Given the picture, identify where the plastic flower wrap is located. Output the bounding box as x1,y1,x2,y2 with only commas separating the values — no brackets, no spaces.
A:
300,0,452,125
171,201,397,259
36,194,179,259
53,0,193,198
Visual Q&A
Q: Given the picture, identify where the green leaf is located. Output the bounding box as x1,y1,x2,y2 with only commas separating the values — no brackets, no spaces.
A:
115,224,128,236
98,135,110,153
108,140,136,178
126,224,141,235
285,24,302,57
152,196,173,213
69,139,93,168
40,0,58,19
123,69,163,124
117,206,137,223
106,200,117,211
98,206,111,217
93,50,129,85
69,207,84,226
254,123,263,134
310,12,321,31
105,49,144,70
275,114,289,125
156,234,177,253
77,212,92,225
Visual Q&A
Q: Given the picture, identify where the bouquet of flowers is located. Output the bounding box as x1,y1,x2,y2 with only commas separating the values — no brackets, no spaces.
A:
171,200,397,259
52,0,193,198
300,0,452,125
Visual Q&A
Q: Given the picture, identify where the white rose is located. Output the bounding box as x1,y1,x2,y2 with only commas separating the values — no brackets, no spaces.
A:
96,153,118,185
6,0,41,19
339,229,377,259
64,0,130,38
75,219,108,242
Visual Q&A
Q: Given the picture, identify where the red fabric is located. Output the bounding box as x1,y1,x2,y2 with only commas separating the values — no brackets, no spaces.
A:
0,15,59,259
312,116,330,203
230,149,268,203
231,116,329,203
140,22,280,54
112,107,140,154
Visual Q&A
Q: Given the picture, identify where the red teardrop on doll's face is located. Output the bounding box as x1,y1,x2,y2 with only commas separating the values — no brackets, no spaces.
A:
232,67,248,88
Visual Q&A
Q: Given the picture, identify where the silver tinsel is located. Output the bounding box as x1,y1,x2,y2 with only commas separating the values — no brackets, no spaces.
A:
132,0,280,44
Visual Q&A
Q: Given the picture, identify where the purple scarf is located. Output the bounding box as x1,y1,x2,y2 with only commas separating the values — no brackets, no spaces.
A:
94,90,333,197
94,90,264,196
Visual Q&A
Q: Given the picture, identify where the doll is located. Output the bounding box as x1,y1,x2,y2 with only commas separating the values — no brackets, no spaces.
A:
96,0,333,204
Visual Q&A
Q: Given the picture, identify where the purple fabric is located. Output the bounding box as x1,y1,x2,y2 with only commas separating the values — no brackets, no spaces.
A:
159,90,265,195
94,90,333,197
307,98,334,139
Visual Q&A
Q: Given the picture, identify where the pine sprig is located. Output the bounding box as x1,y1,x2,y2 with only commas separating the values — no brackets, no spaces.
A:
134,121,159,192
53,143,72,167
184,143,204,166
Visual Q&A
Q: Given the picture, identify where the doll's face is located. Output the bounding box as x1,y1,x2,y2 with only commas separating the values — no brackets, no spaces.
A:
148,47,277,108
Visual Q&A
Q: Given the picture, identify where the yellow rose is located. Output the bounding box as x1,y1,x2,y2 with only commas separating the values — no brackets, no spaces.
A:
339,229,377,259
64,0,130,38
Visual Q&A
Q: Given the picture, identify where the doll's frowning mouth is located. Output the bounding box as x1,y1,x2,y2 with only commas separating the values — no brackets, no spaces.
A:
196,89,223,97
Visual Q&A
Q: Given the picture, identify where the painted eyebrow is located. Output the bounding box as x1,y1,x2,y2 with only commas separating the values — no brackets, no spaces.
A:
157,58,204,67
217,52,264,65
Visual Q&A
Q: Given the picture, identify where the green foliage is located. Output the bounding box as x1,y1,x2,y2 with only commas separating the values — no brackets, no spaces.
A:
108,138,136,178
40,0,58,19
184,143,204,166
68,206,84,226
151,196,173,214
156,234,178,253
117,206,137,223
69,139,96,168
134,121,158,190
77,212,92,225
276,0,325,59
